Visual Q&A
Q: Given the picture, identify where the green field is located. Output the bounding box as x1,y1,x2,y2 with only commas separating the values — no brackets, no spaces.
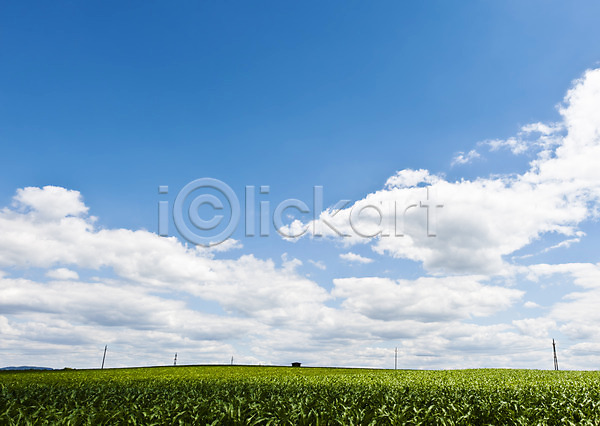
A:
2,366,600,425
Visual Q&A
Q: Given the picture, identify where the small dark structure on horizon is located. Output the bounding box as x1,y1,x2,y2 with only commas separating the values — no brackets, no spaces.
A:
291,362,301,367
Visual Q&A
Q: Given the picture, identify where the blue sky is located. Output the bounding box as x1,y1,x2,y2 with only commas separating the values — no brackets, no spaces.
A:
3,1,600,369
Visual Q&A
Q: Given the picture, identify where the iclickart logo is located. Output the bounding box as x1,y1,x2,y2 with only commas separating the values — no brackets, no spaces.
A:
158,178,442,247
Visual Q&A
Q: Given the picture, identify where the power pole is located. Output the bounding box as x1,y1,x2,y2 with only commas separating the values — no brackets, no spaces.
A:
231,356,234,365
394,347,398,370
174,353,177,366
553,339,559,371
101,345,107,369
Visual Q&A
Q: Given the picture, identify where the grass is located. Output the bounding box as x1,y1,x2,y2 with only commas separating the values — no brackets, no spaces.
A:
2,365,600,424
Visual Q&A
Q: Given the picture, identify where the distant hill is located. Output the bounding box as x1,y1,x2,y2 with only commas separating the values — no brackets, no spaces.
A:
0,366,53,371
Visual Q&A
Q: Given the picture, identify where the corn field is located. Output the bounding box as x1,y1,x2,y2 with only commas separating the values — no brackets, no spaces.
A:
2,366,600,425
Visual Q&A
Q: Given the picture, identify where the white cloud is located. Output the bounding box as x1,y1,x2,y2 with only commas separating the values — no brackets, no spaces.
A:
201,238,243,253
0,276,257,339
5,68,600,370
12,186,89,220
523,262,600,288
501,262,600,366
512,318,556,339
0,191,329,320
384,169,441,189
547,268,600,341
540,237,582,253
340,252,373,264
332,275,523,322
282,68,600,276
0,187,335,367
481,122,564,155
0,187,545,369
451,149,480,166
46,268,79,280
484,137,530,155
308,260,326,270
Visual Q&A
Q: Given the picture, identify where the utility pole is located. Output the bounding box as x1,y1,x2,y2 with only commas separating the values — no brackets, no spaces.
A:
231,356,234,365
101,345,107,369
174,353,177,366
553,339,559,371
394,347,398,370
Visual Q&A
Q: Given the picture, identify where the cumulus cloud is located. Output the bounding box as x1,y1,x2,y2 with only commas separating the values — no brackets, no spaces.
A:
0,186,336,367
12,186,89,220
281,68,600,276
498,261,600,369
523,262,600,342
523,301,542,309
384,169,442,188
45,268,79,280
0,189,329,319
0,184,550,369
451,149,481,166
332,275,523,322
199,238,243,253
308,260,326,270
5,68,600,370
340,252,374,264
480,121,565,155
512,317,557,339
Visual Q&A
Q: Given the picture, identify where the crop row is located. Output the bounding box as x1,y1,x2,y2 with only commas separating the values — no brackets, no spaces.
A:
1,367,600,425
